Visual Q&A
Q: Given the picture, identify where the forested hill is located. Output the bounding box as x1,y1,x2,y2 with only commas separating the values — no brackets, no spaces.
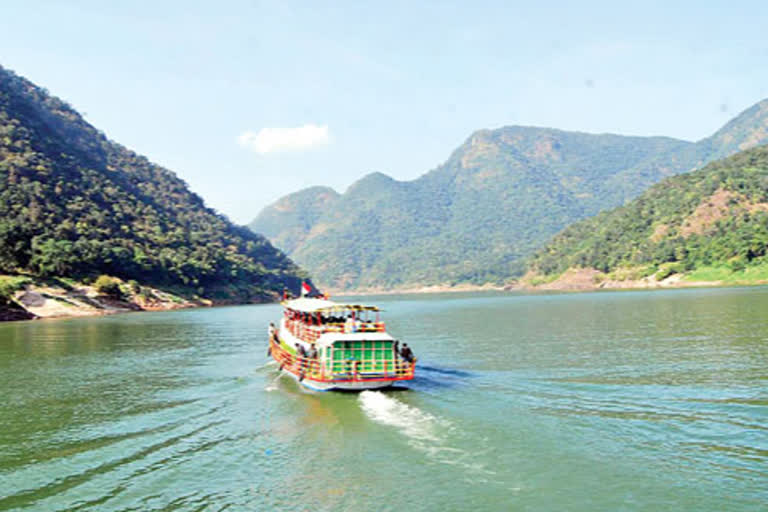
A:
528,145,768,283
252,186,340,254
250,99,768,291
0,65,306,301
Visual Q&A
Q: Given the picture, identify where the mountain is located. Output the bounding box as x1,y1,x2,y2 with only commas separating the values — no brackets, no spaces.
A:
701,100,768,159
251,100,768,291
253,186,340,254
0,65,306,301
527,145,768,285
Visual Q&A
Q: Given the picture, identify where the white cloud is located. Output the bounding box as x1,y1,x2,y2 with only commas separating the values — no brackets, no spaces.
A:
237,124,330,154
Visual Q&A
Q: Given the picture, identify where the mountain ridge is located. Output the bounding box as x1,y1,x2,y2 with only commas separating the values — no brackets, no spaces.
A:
0,64,307,306
251,99,768,291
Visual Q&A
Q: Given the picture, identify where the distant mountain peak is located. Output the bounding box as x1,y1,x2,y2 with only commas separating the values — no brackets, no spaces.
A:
250,97,768,291
271,186,339,207
703,98,768,157
346,171,398,192
249,185,340,254
458,131,502,169
354,170,396,183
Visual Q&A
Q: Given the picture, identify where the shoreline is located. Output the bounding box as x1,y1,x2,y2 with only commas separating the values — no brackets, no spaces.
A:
5,275,768,323
331,283,507,297
0,275,277,324
331,273,768,297
517,267,768,293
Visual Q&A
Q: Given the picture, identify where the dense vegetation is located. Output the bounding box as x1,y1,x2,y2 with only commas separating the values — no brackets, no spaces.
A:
253,186,340,254
251,102,768,290
0,65,306,301
529,145,768,280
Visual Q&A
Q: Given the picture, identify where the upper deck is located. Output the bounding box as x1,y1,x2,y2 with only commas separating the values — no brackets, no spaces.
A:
281,297,386,343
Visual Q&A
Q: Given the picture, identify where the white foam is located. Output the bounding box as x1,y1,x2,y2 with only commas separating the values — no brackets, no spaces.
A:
265,373,282,392
358,391,498,478
358,391,441,442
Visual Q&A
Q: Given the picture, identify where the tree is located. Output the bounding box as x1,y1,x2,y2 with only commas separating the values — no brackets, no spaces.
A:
93,275,123,298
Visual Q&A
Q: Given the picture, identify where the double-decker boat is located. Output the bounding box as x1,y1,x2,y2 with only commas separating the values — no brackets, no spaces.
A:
267,297,415,391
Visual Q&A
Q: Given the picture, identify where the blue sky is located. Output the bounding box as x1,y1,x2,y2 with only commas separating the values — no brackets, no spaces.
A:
2,1,768,222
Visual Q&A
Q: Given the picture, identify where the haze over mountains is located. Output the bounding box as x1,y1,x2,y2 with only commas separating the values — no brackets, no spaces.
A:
251,100,768,291
0,65,305,302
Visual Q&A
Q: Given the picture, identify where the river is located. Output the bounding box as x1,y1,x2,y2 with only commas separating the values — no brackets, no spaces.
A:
1,287,766,511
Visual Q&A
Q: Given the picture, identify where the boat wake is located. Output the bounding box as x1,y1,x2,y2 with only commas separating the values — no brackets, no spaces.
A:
417,364,472,378
265,373,282,392
358,391,496,478
406,364,472,391
358,390,443,442
254,360,278,373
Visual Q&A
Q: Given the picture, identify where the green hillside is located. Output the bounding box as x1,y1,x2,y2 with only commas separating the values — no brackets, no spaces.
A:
528,145,768,283
252,186,340,254
0,65,306,301
251,101,768,291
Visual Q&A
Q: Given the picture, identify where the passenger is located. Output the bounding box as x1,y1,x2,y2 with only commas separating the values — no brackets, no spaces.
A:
393,340,399,357
305,343,318,375
400,343,415,364
269,322,279,345
296,343,308,372
293,343,304,379
345,315,356,333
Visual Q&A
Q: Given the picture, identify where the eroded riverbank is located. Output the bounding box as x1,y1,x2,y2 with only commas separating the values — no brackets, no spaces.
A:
0,275,206,322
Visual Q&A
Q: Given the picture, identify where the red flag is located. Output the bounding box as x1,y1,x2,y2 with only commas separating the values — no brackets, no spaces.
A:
301,281,312,297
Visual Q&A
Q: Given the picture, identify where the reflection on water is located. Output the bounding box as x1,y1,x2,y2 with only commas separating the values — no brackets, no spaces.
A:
0,288,767,510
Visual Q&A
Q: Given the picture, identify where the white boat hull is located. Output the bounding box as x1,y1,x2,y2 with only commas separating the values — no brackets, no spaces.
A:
278,368,395,392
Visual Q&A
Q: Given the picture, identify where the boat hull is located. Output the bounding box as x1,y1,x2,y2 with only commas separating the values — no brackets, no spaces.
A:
277,368,395,392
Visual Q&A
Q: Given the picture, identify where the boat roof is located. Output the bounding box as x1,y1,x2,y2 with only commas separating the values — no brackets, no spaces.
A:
278,320,395,348
318,331,395,345
282,297,380,313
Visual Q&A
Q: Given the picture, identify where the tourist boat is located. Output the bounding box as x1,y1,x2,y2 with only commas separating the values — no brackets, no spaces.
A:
267,296,415,391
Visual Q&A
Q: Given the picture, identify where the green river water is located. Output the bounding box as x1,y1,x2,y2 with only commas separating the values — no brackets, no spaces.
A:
0,287,766,511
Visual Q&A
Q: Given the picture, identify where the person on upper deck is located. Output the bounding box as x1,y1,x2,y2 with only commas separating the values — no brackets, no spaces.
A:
345,315,357,333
